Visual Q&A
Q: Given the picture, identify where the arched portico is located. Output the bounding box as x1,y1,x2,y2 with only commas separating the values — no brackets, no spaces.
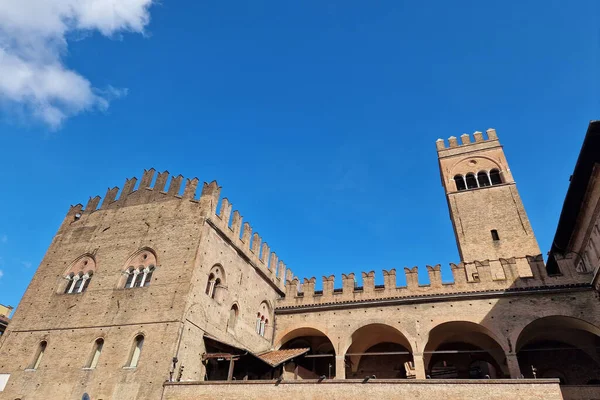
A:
278,327,337,379
516,316,600,385
424,321,508,379
345,323,413,379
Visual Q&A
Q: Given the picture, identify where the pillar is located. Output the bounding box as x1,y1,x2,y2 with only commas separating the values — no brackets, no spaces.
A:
335,355,346,379
413,353,426,379
506,353,522,378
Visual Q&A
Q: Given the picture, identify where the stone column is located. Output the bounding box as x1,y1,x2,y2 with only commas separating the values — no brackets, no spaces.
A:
506,353,522,378
413,353,426,379
335,355,346,379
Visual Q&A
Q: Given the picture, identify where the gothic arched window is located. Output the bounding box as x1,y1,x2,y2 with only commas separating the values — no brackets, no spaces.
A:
477,171,491,187
465,173,478,189
490,169,502,185
454,175,466,191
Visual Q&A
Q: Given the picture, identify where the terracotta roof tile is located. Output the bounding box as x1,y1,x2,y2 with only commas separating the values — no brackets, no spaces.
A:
257,348,309,367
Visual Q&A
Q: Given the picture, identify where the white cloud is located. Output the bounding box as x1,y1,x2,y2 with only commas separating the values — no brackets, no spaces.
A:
0,270,3,280
0,0,153,128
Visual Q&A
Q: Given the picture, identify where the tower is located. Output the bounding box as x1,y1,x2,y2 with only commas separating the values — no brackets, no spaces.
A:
436,129,540,263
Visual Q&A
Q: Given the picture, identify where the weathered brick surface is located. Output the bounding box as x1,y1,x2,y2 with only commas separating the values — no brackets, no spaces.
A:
162,380,565,400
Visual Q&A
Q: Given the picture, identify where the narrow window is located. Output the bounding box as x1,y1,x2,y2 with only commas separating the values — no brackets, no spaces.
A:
465,173,478,189
229,305,239,329
491,230,500,241
142,267,154,287
477,171,491,187
490,169,502,185
211,278,220,299
72,274,84,293
256,313,261,334
454,175,466,191
64,274,74,294
81,273,92,292
205,274,215,296
128,335,144,368
125,268,135,288
259,316,266,337
88,338,104,368
31,341,47,370
133,269,144,288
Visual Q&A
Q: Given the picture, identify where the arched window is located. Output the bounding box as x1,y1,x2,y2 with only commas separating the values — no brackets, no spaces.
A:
454,175,466,191
88,338,104,369
64,273,75,294
465,173,478,189
229,305,239,329
133,268,144,288
122,249,157,289
256,301,271,338
477,171,491,187
206,273,215,296
30,341,47,370
212,278,221,299
72,273,84,293
205,265,226,300
490,169,502,185
62,255,96,294
143,266,154,287
127,335,144,368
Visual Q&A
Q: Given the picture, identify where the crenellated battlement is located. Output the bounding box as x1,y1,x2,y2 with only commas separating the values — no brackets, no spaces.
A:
65,169,292,293
436,128,498,151
277,255,592,308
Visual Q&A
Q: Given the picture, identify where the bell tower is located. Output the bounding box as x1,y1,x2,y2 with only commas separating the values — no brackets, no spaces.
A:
436,129,540,263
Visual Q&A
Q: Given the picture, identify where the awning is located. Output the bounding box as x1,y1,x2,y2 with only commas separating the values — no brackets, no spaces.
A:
256,348,310,367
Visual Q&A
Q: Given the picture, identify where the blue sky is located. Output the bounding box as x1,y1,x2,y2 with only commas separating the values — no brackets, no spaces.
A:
0,1,598,309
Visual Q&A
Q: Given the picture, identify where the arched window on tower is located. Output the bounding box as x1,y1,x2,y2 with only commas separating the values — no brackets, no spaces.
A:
122,249,157,289
454,175,466,191
212,278,221,299
477,171,491,187
490,169,502,185
205,265,226,301
465,173,478,189
228,304,239,329
30,341,47,370
87,338,104,369
205,273,215,296
127,335,145,368
62,255,96,294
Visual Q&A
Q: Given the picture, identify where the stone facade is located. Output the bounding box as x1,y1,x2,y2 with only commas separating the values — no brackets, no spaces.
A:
1,126,600,400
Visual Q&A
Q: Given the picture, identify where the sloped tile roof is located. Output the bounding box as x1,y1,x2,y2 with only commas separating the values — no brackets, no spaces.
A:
257,348,310,367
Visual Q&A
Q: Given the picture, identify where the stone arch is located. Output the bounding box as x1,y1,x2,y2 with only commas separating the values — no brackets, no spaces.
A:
516,316,600,384
424,321,508,379
344,323,413,379
278,326,337,378
449,155,504,179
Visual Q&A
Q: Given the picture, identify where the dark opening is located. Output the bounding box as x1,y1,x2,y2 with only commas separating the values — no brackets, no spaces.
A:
491,230,500,241
490,169,502,185
454,175,466,191
465,173,478,189
477,171,491,187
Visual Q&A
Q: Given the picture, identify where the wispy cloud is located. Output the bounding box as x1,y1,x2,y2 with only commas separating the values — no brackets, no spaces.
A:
0,270,4,280
0,0,153,128
20,261,32,269
0,234,7,244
